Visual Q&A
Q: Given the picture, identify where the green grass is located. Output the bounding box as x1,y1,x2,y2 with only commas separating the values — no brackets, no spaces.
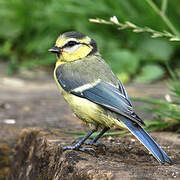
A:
132,74,180,132
62,130,129,139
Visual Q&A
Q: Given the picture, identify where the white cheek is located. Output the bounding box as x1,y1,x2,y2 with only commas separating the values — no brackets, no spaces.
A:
63,44,82,53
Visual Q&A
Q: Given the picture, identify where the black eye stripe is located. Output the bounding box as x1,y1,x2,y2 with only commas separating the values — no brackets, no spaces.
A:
63,41,79,48
63,41,90,48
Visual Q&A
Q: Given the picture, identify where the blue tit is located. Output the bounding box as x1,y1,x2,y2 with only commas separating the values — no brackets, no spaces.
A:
49,31,172,164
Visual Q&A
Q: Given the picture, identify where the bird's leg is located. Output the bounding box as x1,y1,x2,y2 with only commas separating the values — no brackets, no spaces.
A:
84,127,110,147
62,129,96,152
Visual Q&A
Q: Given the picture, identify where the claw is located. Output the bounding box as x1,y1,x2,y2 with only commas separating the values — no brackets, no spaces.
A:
62,145,79,151
73,139,106,148
84,140,106,148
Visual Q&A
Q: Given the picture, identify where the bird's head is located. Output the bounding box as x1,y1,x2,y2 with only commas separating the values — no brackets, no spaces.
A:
49,31,97,62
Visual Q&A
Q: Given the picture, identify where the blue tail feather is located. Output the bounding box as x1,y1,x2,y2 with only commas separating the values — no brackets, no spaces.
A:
120,116,172,164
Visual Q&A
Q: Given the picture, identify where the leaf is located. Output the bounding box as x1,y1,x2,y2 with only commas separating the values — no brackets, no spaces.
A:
135,64,164,83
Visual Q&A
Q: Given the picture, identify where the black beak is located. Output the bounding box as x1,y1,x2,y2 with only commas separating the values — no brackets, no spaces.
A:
48,46,61,58
48,46,60,53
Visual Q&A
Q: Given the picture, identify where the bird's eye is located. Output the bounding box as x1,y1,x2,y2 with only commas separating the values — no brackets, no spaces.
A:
66,41,78,47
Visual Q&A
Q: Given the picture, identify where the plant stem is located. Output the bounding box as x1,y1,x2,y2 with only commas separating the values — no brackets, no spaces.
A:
145,0,180,37
161,0,167,14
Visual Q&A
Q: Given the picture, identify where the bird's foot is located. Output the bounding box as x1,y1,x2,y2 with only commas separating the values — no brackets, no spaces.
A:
84,140,106,148
73,139,106,148
62,145,95,153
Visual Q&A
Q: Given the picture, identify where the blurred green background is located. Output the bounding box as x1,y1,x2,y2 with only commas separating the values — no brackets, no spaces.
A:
0,0,180,82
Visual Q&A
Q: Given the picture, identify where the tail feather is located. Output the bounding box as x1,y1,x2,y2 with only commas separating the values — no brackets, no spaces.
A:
120,116,172,164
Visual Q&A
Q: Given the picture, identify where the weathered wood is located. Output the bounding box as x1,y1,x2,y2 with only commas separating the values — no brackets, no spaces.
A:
8,128,180,180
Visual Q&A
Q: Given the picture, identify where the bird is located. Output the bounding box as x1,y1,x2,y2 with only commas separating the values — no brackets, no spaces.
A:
49,31,172,165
